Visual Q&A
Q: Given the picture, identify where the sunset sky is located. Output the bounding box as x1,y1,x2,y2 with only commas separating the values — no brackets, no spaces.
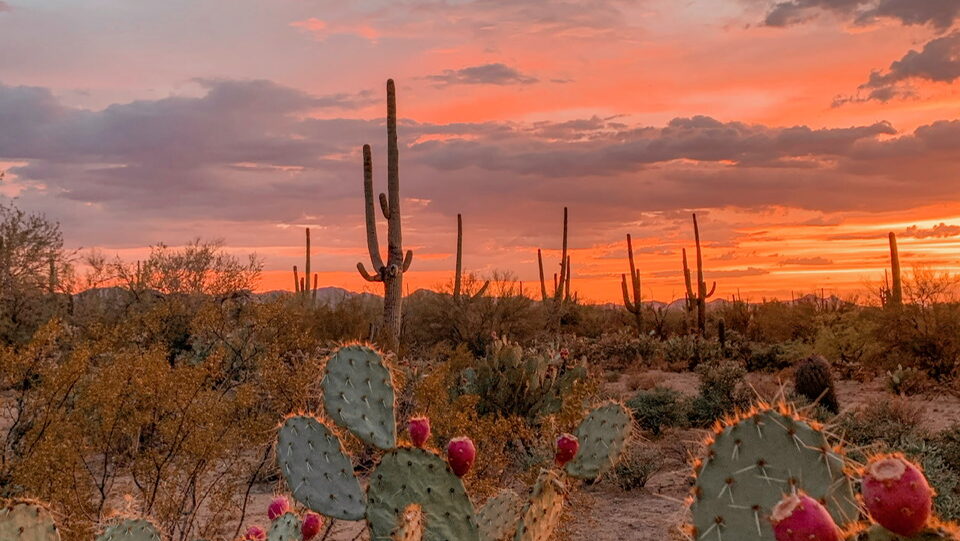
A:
1,0,959,303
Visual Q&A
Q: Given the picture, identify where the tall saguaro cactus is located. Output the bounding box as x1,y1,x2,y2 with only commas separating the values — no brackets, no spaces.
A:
356,79,414,352
685,213,715,335
537,207,571,303
886,231,903,306
621,234,643,332
293,228,317,299
454,214,489,302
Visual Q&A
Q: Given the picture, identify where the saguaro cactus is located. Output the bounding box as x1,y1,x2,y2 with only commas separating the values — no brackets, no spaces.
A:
454,214,489,302
621,233,643,333
886,231,902,307
537,207,571,304
685,213,716,335
292,228,317,299
356,80,414,352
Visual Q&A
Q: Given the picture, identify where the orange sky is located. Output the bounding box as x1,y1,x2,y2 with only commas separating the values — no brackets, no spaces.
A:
0,0,958,303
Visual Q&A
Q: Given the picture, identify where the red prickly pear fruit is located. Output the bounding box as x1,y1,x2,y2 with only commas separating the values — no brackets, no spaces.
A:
267,496,290,521
408,416,431,448
243,525,267,541
447,436,476,477
770,493,840,541
555,433,579,466
301,512,323,541
862,455,933,537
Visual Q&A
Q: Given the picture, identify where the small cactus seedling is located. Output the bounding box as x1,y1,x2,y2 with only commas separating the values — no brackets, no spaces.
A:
0,500,61,541
690,404,858,541
447,437,477,478
565,401,632,480
95,518,163,541
862,455,933,537
554,434,579,467
513,469,566,541
408,417,431,448
477,490,523,541
771,493,841,541
266,512,301,541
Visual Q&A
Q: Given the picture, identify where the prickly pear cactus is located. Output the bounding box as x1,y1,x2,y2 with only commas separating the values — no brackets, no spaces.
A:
0,501,60,541
322,344,397,450
366,448,480,541
391,504,424,541
847,523,960,540
513,470,565,541
565,401,632,480
267,512,302,541
276,415,367,520
95,518,163,541
478,489,523,541
690,406,859,541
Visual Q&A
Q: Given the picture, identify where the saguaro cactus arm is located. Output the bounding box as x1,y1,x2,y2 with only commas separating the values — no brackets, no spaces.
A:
888,231,902,306
537,249,547,301
359,144,385,282
621,234,642,315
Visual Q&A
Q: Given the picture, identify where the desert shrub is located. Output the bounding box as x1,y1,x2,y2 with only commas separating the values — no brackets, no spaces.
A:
886,364,932,395
458,338,589,423
793,355,839,414
688,359,750,427
663,335,721,370
811,310,882,374
741,341,806,373
612,443,664,491
626,387,689,436
937,424,960,473
835,397,925,454
569,330,660,370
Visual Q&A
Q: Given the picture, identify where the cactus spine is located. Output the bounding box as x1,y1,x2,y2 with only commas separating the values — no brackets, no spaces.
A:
685,213,716,335
454,214,489,302
356,80,414,352
621,233,643,333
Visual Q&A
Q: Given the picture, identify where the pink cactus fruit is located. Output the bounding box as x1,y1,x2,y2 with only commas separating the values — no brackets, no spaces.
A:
300,512,323,541
862,454,933,537
554,433,579,467
770,493,840,541
446,436,476,477
243,525,267,541
408,416,431,448
267,495,290,521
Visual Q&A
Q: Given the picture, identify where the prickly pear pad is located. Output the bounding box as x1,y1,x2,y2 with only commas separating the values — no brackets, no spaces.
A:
267,512,302,541
366,447,480,541
392,504,425,541
478,489,523,541
277,415,367,520
95,518,162,541
691,407,858,541
565,401,632,480
0,501,61,541
513,469,565,541
322,344,397,450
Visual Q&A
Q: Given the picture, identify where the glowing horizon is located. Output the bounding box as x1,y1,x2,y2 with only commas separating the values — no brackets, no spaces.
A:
1,0,958,304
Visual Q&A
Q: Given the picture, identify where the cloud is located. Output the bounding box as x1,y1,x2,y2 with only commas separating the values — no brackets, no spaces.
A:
903,222,960,238
780,256,834,265
763,0,960,31
424,63,539,86
2,77,960,254
844,32,960,102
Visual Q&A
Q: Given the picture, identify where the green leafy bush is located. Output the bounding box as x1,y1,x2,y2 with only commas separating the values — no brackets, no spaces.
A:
626,387,689,436
688,359,750,427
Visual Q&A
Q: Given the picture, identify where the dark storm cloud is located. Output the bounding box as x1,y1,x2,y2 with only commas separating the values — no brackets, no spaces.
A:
424,63,539,86
763,0,960,31
849,32,960,102
2,78,960,242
